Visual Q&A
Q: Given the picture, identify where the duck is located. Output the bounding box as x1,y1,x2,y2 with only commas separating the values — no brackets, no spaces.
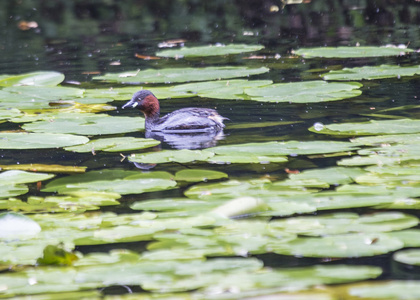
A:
122,90,227,133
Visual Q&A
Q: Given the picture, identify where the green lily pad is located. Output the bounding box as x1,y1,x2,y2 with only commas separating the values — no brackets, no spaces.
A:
0,71,65,87
0,170,54,184
271,233,404,258
210,140,359,156
64,137,160,153
269,212,418,236
393,249,420,266
0,212,41,239
323,64,420,81
42,170,176,195
0,86,84,110
174,169,228,182
23,113,144,135
245,81,362,103
0,108,22,122
0,132,89,149
288,167,365,186
0,184,28,198
294,46,413,58
347,281,420,299
93,66,269,84
170,79,273,99
156,44,264,57
85,86,196,101
310,119,420,136
129,149,214,164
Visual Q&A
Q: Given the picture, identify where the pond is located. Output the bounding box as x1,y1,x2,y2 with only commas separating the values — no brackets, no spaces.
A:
1,0,420,299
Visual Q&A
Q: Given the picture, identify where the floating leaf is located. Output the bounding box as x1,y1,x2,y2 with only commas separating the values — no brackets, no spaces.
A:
23,114,144,135
170,79,273,99
129,149,214,164
0,164,87,174
210,140,359,156
0,184,28,198
269,212,418,236
93,66,269,84
0,108,22,122
0,86,84,110
245,81,362,103
310,119,420,136
323,64,420,81
156,44,264,57
347,281,420,299
42,170,176,195
0,71,65,87
211,197,270,218
393,249,420,266
65,137,160,153
294,46,413,58
271,233,404,258
0,212,41,239
0,170,54,184
0,132,89,149
174,169,228,182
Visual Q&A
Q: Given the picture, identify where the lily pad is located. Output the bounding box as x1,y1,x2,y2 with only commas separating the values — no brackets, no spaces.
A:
0,212,41,239
269,212,418,236
23,114,144,135
0,71,65,87
0,170,54,184
294,46,413,58
0,108,22,122
393,249,420,266
347,281,420,299
0,184,28,198
170,79,273,99
210,140,359,156
323,64,420,81
93,66,269,84
174,169,228,182
0,132,89,149
42,170,177,195
0,164,87,174
129,149,214,164
271,233,404,258
156,44,264,57
65,137,160,153
245,81,362,103
310,119,420,136
0,86,84,110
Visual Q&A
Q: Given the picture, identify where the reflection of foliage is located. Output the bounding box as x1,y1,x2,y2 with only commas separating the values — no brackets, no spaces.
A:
2,0,420,41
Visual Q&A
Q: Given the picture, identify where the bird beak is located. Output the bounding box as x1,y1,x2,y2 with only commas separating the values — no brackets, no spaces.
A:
122,99,138,109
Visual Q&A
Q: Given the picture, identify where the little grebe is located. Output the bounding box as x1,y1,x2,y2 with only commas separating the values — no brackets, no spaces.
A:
122,90,227,133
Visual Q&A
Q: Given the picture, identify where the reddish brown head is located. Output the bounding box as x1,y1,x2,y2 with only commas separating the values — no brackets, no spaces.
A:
122,90,160,119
